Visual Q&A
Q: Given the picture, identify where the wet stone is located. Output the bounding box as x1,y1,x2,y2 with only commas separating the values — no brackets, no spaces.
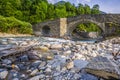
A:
17,55,29,62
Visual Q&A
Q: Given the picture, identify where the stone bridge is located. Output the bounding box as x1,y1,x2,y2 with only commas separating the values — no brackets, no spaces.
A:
33,14,120,37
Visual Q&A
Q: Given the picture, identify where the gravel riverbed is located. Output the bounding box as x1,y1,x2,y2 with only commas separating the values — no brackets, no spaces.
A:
0,37,120,80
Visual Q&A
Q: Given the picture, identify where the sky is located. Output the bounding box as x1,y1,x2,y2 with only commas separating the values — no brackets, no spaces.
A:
47,0,120,13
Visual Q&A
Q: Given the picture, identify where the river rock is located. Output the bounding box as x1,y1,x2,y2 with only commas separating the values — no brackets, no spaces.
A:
30,61,41,69
0,69,8,79
34,46,49,52
42,43,51,48
30,69,39,76
17,64,27,70
27,51,40,60
2,59,12,65
29,74,45,80
1,41,8,45
7,70,20,80
81,73,98,80
73,53,85,60
74,59,89,70
85,56,120,79
50,50,59,55
45,68,51,72
63,50,71,56
18,55,29,62
39,52,54,60
65,59,74,69
38,61,47,70
50,44,62,49
20,42,28,46
7,38,16,44
73,73,81,79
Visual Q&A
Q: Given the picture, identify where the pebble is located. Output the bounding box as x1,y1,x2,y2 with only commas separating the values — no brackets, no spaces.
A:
65,59,74,69
34,46,49,52
18,55,29,62
0,69,8,79
30,69,39,76
2,59,12,65
29,75,45,80
50,44,62,49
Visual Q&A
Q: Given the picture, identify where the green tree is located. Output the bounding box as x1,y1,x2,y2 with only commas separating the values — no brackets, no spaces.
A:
30,1,48,24
77,3,85,15
54,4,67,18
91,4,100,14
46,4,55,19
84,4,91,14
65,2,76,17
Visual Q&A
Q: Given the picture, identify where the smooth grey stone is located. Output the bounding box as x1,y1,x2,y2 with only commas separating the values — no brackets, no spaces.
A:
81,73,98,80
85,56,120,79
2,59,12,65
0,69,8,79
74,59,89,70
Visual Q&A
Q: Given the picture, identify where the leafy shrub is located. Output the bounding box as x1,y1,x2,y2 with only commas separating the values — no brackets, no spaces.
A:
76,23,101,32
0,15,33,34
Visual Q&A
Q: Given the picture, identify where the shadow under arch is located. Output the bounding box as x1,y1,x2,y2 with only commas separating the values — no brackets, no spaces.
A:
42,25,50,37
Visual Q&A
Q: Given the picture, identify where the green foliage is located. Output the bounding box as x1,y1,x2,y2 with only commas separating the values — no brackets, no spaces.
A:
0,15,32,34
84,4,91,14
0,0,101,24
76,23,101,32
91,4,100,14
0,0,102,34
54,5,67,18
77,4,85,15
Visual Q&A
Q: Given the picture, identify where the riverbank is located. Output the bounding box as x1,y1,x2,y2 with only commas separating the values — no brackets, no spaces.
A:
0,33,33,38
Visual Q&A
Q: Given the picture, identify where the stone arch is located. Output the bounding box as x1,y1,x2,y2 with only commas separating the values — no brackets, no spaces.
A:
42,25,51,36
105,22,120,36
67,19,105,36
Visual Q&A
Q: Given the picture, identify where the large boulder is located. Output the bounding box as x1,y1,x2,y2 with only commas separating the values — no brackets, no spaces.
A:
78,32,99,38
87,32,99,38
85,56,120,80
74,59,89,70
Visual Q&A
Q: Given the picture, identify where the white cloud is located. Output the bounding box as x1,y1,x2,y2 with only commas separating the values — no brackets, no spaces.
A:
75,0,92,5
47,0,92,5
84,0,91,2
48,0,55,4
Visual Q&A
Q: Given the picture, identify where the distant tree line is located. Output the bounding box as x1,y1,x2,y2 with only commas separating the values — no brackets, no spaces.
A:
0,0,100,34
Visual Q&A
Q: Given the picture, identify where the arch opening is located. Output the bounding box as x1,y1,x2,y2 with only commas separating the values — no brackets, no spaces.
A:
71,22,103,40
42,26,50,36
